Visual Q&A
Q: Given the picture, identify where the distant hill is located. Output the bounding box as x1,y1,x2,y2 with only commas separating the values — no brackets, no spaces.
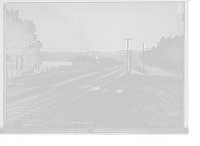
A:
40,51,125,62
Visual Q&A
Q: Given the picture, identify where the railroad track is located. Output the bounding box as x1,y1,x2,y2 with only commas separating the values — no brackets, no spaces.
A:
6,65,125,128
7,65,123,109
6,70,91,97
7,65,123,106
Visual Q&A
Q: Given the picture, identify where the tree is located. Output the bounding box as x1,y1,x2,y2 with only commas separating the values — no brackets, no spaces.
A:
23,49,42,69
154,46,166,62
23,40,43,69
140,35,184,71
6,10,42,74
164,35,184,70
155,36,171,67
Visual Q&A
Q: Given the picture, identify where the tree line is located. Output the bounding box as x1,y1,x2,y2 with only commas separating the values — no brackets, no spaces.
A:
152,35,184,65
6,8,43,71
139,35,184,72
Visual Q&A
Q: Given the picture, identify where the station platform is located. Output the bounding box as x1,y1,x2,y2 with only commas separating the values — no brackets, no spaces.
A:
6,69,87,89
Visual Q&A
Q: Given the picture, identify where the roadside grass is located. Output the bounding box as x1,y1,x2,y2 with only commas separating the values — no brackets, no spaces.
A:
100,74,184,92
134,66,150,74
9,73,185,130
21,75,183,128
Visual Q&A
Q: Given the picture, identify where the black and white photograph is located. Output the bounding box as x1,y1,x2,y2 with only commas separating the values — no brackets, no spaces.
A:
1,1,188,134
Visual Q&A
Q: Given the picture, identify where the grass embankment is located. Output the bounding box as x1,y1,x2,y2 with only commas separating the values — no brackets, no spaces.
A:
23,75,183,128
101,74,183,92
133,66,151,74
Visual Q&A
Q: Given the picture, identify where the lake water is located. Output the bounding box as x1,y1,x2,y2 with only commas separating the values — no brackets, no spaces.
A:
36,61,72,73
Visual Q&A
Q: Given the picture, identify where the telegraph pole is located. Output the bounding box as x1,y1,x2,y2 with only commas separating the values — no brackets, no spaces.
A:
142,43,145,76
124,38,132,73
129,50,133,73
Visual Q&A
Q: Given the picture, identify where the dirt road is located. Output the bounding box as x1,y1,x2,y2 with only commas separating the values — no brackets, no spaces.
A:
138,65,184,81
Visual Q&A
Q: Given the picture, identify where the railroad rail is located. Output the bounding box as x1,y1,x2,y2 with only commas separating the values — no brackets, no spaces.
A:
6,66,124,127
6,70,91,97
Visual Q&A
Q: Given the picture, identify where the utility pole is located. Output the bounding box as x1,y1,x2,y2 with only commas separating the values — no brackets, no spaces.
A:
124,38,132,73
142,43,145,76
129,50,133,73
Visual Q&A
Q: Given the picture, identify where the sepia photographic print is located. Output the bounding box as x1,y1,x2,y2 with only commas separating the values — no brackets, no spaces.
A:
1,0,189,134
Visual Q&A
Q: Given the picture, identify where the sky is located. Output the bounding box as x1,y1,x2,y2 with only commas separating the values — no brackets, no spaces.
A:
6,2,184,52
